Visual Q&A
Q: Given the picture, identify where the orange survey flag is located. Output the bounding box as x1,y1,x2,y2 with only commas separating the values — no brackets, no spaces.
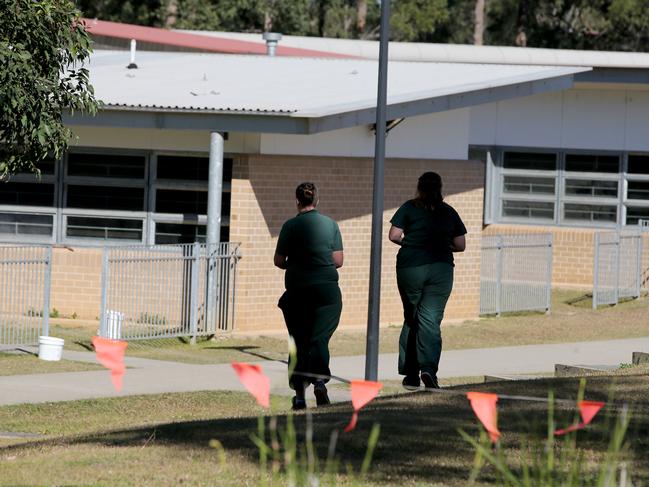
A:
91,336,128,391
467,392,501,443
555,400,605,435
344,380,383,432
231,362,270,408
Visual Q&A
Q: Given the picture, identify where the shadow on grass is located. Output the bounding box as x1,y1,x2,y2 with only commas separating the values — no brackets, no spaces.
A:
5,375,648,484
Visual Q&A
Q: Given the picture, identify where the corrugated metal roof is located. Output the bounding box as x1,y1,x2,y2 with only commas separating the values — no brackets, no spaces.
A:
182,30,649,69
88,50,589,117
84,18,351,58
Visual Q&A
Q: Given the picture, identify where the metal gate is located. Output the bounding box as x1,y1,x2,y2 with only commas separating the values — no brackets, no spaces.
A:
480,234,553,315
593,231,642,308
0,246,52,347
99,242,240,341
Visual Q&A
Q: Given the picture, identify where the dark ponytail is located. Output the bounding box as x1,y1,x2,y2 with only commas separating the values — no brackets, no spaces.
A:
296,182,318,207
414,172,443,210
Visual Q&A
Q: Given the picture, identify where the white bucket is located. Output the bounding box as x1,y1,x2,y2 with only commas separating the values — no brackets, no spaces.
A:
105,310,124,340
38,336,65,362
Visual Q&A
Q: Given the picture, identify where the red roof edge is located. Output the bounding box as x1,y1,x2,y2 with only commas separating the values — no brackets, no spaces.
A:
83,18,353,59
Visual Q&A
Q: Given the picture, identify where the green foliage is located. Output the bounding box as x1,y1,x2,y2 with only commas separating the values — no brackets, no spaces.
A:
0,0,99,177
461,382,634,486
50,308,60,318
245,412,381,486
390,0,449,42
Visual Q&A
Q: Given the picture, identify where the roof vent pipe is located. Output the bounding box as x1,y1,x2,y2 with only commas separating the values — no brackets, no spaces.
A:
262,32,282,56
127,39,138,69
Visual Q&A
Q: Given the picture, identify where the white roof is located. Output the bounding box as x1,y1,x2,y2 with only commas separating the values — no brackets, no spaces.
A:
181,30,649,69
89,50,587,118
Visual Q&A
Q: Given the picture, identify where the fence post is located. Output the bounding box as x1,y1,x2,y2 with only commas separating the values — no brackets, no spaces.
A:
635,233,642,299
189,242,200,345
495,235,503,316
614,233,621,305
545,234,553,313
99,247,109,337
593,233,599,310
42,246,52,337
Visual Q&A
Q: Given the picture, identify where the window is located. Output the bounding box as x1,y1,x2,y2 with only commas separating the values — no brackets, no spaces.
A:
0,213,53,237
62,151,147,243
0,182,55,207
67,153,145,178
488,148,649,228
0,150,233,244
152,155,232,245
67,185,145,211
564,203,617,223
565,154,619,173
66,217,143,241
502,200,554,220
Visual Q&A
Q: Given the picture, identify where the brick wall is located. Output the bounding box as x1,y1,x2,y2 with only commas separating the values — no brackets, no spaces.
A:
230,155,485,333
50,247,102,319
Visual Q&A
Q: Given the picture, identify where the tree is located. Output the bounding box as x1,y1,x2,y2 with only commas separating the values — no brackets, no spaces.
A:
474,0,486,45
389,0,449,42
0,0,99,177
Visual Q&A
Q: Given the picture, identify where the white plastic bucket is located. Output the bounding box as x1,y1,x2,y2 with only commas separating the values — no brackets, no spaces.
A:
38,336,65,361
105,310,124,340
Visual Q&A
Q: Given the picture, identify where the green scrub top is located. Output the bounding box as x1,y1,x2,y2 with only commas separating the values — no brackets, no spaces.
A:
390,200,467,269
276,210,343,289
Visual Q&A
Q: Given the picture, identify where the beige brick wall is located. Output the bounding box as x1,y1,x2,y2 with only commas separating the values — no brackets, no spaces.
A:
50,247,102,319
230,155,485,333
483,224,649,289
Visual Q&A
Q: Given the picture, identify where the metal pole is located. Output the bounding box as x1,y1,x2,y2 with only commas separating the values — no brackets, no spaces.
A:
42,246,52,337
545,234,553,313
592,233,599,310
99,248,109,337
495,236,503,316
207,132,224,332
364,0,391,381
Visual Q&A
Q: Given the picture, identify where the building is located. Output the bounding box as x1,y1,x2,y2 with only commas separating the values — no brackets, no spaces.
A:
3,24,649,333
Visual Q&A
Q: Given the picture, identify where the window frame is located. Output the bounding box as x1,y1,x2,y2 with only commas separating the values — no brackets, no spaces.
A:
485,146,641,229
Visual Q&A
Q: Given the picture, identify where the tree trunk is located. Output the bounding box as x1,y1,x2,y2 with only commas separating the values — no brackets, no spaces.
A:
357,0,367,36
473,0,485,45
515,0,528,46
165,0,178,28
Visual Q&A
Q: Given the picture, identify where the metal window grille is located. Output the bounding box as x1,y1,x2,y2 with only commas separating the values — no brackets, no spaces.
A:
99,242,240,341
592,230,643,308
480,234,553,315
0,246,52,347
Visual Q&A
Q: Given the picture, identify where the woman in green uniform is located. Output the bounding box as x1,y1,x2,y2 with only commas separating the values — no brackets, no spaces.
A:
389,172,466,390
274,182,344,410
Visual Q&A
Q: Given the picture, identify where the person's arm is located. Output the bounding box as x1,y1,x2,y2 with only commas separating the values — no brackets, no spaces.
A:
333,250,344,268
389,225,404,245
274,252,287,269
450,235,466,253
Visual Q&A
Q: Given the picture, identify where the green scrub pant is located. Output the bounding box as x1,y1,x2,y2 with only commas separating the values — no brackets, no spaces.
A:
397,262,454,378
278,283,342,390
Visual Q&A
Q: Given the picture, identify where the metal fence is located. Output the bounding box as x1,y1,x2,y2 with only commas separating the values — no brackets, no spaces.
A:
480,234,553,315
0,246,52,347
593,230,643,308
99,242,240,341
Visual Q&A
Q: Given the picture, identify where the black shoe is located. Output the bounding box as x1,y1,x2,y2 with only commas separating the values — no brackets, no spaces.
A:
313,381,331,406
402,375,420,391
421,371,440,389
291,396,307,410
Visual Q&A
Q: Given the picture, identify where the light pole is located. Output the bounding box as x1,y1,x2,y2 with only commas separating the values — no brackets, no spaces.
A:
365,0,391,381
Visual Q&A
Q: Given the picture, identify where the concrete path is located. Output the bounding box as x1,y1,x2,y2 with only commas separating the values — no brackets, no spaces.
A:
1,337,647,407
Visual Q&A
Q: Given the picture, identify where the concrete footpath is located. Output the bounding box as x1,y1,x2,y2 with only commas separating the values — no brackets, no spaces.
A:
1,337,647,407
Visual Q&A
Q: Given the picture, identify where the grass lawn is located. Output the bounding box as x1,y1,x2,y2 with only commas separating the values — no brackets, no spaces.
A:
0,352,102,376
0,369,648,486
46,289,649,366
